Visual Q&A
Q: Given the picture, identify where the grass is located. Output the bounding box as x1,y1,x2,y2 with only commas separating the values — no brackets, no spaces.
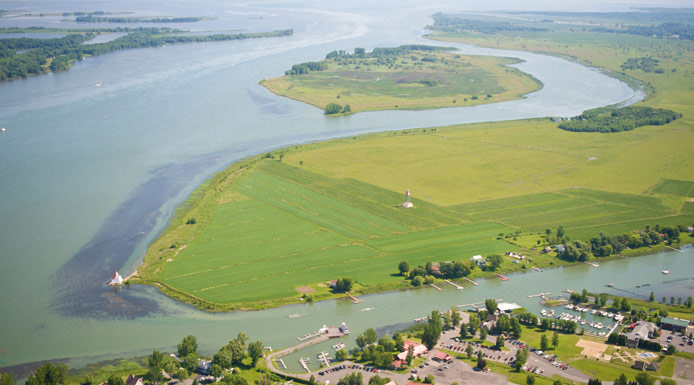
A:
262,50,542,113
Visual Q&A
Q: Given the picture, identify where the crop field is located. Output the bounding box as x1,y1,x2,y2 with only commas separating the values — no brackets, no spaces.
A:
652,179,694,197
262,50,541,112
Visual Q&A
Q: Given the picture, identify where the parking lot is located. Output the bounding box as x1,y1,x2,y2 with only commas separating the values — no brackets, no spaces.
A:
655,328,694,354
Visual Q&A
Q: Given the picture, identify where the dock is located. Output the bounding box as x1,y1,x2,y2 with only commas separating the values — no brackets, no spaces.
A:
276,359,287,370
495,273,509,281
531,267,544,272
605,321,620,338
463,277,479,286
299,358,310,373
430,283,442,291
457,299,503,309
297,331,322,341
346,292,363,304
444,279,464,290
528,292,551,298
318,351,331,367
414,316,427,322
665,245,685,253
584,262,600,267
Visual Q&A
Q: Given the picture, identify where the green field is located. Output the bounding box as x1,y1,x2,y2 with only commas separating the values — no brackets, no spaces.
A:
261,48,542,113
138,10,694,311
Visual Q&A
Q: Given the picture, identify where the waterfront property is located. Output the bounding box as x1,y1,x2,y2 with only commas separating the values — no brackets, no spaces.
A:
626,321,657,348
659,317,690,333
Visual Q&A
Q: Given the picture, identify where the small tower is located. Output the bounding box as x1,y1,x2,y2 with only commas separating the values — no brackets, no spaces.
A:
401,189,414,208
109,270,124,285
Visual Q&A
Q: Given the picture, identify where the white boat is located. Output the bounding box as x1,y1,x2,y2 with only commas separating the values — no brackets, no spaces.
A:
662,270,670,274
288,314,300,318
596,323,603,329
361,307,373,311
591,309,597,314
0,127,5,132
581,320,587,325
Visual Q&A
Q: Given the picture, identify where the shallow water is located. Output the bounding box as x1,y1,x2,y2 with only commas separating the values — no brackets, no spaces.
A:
0,0,685,371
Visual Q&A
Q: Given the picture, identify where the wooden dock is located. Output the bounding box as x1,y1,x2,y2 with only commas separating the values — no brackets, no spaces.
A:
299,358,310,373
584,261,600,267
463,277,479,286
495,273,509,281
297,331,321,341
665,245,684,253
414,316,427,322
457,298,503,309
346,292,362,304
318,351,331,367
430,283,442,291
528,292,551,298
444,279,463,290
276,359,287,370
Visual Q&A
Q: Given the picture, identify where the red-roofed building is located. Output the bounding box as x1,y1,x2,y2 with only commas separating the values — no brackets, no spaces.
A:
433,351,452,363
397,340,428,361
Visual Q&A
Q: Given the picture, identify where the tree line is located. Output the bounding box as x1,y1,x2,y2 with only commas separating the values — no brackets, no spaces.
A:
592,23,694,41
76,16,205,23
0,28,293,81
428,13,548,34
558,106,681,133
620,57,660,72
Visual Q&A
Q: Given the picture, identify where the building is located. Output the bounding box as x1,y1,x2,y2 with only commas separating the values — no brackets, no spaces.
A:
125,375,144,385
497,302,522,314
542,246,552,254
197,360,212,375
397,340,428,361
471,255,486,267
626,321,657,348
109,270,123,285
632,361,647,371
432,351,452,363
660,317,690,332
555,245,565,253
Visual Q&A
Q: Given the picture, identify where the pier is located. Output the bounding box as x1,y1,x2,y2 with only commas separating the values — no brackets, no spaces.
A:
430,283,442,291
297,331,322,341
665,245,684,253
346,292,363,304
495,273,509,281
276,359,287,370
299,358,310,373
414,316,427,322
528,292,551,298
443,279,463,290
463,277,479,286
318,351,331,367
605,321,620,338
457,298,503,309
584,262,600,267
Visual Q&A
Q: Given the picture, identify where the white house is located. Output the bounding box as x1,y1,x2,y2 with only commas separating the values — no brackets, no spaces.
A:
471,255,486,267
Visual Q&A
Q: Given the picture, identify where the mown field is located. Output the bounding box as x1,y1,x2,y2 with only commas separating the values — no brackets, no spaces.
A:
261,50,541,112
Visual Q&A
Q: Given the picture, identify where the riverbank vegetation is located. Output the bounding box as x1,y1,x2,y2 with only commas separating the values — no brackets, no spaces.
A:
558,106,681,133
0,28,292,81
75,16,209,23
261,45,542,113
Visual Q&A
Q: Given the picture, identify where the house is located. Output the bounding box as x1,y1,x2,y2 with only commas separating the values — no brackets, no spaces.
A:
542,246,552,254
660,317,690,332
397,340,428,361
430,266,441,275
555,245,565,253
384,381,397,385
197,360,212,375
482,320,496,333
329,280,337,288
632,361,647,371
390,360,403,370
125,375,144,385
432,351,452,363
626,321,657,348
497,302,521,314
647,362,659,372
471,255,486,267
687,226,694,233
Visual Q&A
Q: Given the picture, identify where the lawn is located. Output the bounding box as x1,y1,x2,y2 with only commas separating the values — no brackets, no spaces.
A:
262,48,542,113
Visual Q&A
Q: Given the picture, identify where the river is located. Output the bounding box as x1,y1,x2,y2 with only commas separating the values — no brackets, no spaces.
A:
0,0,688,372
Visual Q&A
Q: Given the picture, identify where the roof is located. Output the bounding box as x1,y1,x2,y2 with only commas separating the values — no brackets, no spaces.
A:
661,317,690,328
471,255,483,260
434,351,451,360
629,322,656,341
633,361,646,370
397,341,427,360
497,302,521,312
125,375,143,385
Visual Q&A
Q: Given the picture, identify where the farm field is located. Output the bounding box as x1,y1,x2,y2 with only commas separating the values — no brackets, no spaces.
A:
261,47,541,113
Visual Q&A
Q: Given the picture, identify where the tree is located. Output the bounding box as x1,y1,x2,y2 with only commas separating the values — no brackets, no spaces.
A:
451,307,461,327
341,104,352,114
424,375,435,384
364,328,378,345
255,374,273,385
0,373,15,385
588,379,602,385
214,348,234,369
459,323,468,339
325,103,343,115
495,335,504,350
336,348,348,361
635,373,655,385
309,375,317,385
480,328,487,341
526,375,535,385
107,376,124,385
178,335,198,358
398,261,410,276
553,381,562,385
442,312,452,330
406,345,414,365
541,334,549,351
27,363,68,385
511,317,522,339
649,292,655,302
146,366,164,384
485,299,498,314
666,345,676,355
487,255,503,271
552,331,559,349
614,373,628,385
393,332,405,351
228,339,246,366
477,358,487,370
182,353,199,372
248,341,264,367
422,310,443,349
209,365,224,378
557,226,565,238
515,347,529,371
334,278,353,293
236,333,248,347
659,380,677,385
465,345,473,359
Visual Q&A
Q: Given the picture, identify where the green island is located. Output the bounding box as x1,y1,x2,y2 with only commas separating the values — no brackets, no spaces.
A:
74,16,211,23
0,28,293,81
260,45,542,114
133,8,694,313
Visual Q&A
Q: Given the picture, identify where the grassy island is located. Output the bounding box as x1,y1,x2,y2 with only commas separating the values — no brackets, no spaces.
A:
261,45,542,113
135,10,694,312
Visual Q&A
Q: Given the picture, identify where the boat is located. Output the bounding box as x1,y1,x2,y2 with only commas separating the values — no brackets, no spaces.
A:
0,127,5,132
361,307,374,311
581,320,587,325
596,323,603,329
287,314,300,318
662,270,670,274
95,83,103,87
591,309,597,314
339,322,349,335
606,283,614,287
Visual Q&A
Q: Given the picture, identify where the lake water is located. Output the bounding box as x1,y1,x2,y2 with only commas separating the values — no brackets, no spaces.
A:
0,0,689,372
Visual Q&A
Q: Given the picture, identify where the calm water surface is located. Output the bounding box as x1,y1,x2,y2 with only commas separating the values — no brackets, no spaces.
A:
0,0,689,371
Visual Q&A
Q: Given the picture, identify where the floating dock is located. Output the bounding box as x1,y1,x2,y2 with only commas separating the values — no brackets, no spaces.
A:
528,292,551,298
430,283,442,291
318,351,331,367
584,262,600,267
297,331,321,341
444,279,463,290
346,292,362,304
463,277,479,286
665,246,684,253
299,358,310,373
495,273,509,281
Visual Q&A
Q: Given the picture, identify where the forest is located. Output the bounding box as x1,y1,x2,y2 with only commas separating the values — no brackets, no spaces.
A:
75,16,206,23
429,14,548,34
0,28,293,81
557,106,681,133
